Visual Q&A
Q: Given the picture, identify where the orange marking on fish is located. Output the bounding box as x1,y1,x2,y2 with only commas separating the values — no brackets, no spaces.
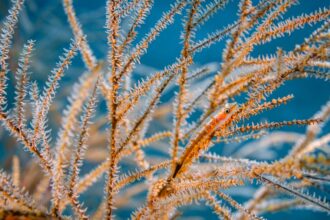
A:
205,103,237,133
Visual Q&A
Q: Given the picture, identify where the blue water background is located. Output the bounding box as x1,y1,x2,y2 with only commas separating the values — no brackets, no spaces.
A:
0,0,329,219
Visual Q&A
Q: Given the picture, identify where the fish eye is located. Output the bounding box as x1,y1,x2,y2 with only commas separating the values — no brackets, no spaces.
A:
225,108,230,114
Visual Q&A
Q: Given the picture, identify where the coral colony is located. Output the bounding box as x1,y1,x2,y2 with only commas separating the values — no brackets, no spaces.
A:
0,0,329,219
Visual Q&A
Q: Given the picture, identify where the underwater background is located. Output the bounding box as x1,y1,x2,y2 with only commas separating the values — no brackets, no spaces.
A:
0,0,329,219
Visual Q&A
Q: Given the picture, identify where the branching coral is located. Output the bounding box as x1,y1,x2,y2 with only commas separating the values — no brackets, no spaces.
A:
0,0,329,219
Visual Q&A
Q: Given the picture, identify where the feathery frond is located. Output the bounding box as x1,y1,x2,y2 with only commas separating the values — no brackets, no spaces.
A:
0,0,329,219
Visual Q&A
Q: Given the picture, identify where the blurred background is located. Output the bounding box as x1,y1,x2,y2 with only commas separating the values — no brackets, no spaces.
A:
0,0,329,219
